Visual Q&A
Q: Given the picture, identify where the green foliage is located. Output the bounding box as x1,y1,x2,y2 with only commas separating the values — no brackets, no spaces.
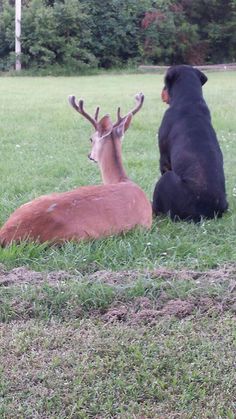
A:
0,0,15,70
0,0,98,71
21,0,97,70
182,0,236,63
140,0,199,64
80,0,146,68
0,0,235,71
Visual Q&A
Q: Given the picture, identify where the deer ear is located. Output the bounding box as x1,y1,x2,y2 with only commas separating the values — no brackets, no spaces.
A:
98,115,113,136
113,114,133,139
124,113,133,132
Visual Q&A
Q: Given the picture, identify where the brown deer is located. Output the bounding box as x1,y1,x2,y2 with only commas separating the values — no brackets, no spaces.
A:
0,93,152,246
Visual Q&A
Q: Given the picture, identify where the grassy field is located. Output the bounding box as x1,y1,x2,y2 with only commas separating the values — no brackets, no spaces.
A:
0,72,236,271
0,72,236,418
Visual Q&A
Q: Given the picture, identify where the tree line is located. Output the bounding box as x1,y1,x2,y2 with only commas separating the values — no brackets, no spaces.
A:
0,0,235,72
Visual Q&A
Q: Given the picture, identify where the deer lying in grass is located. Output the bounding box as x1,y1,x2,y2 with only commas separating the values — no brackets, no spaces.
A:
0,93,152,246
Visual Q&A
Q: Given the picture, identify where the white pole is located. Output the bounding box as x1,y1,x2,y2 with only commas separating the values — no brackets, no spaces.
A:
15,0,21,71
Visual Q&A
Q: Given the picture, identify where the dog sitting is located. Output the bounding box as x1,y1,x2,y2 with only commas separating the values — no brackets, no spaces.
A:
153,65,228,222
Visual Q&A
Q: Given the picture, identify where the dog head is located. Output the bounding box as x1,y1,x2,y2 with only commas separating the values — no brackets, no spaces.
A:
164,65,208,101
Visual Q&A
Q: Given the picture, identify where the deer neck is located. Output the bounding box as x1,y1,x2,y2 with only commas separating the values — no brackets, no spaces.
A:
99,135,129,184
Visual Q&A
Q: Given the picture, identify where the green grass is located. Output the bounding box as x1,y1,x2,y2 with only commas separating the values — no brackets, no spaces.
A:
0,72,236,272
0,73,236,418
0,315,235,418
0,267,235,323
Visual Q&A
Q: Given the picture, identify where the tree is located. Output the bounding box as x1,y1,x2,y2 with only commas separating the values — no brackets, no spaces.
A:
20,0,97,70
0,0,15,70
0,0,235,71
181,0,236,63
140,0,199,64
80,0,148,68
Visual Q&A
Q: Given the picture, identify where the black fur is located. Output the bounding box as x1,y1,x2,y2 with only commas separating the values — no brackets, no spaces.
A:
152,65,228,222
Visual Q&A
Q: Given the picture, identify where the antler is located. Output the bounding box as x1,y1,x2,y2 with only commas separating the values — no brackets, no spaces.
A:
68,95,99,129
114,92,144,126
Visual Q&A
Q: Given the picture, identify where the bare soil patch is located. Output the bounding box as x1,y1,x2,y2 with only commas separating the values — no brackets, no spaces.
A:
1,263,236,287
101,296,229,325
0,264,71,286
89,264,236,285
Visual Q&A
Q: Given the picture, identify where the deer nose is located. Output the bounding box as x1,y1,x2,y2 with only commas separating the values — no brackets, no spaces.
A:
88,153,96,162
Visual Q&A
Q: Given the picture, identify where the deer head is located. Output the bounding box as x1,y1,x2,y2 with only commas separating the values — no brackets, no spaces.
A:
68,93,144,163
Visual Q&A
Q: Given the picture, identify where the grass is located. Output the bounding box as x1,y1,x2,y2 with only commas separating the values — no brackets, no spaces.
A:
0,72,236,272
0,315,235,418
0,72,236,418
0,267,235,323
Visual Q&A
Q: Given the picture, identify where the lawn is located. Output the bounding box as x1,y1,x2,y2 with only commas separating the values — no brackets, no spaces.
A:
0,72,235,418
0,72,236,272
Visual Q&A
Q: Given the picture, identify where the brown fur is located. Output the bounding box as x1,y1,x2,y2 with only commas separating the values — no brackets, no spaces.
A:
161,86,170,104
0,94,152,246
0,183,152,245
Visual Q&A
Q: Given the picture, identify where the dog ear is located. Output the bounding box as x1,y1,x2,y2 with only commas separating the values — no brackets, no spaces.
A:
195,68,208,86
164,67,179,89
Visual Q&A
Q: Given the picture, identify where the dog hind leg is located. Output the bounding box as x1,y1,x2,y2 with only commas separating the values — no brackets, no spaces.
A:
152,171,199,221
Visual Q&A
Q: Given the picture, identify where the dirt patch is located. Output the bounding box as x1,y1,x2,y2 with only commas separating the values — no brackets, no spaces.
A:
1,263,236,287
101,296,227,325
0,265,74,286
88,264,236,286
158,299,195,317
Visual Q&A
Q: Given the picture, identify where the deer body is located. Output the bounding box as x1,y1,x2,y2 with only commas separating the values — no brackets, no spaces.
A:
0,94,152,246
0,182,151,245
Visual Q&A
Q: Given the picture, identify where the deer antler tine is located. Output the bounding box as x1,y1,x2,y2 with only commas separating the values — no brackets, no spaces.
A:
114,93,144,126
68,95,75,105
94,107,100,121
135,92,144,101
78,99,85,113
117,107,122,121
68,95,80,112
132,92,144,115
68,95,98,129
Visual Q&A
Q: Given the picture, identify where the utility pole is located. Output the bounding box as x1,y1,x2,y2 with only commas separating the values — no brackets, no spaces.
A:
15,0,21,71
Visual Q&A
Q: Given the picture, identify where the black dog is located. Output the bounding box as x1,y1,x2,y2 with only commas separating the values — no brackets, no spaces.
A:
152,65,228,222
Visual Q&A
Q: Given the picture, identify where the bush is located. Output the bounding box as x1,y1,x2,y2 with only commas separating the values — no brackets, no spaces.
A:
0,0,235,73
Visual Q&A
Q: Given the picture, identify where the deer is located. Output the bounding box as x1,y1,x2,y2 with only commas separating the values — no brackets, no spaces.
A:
0,93,152,246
